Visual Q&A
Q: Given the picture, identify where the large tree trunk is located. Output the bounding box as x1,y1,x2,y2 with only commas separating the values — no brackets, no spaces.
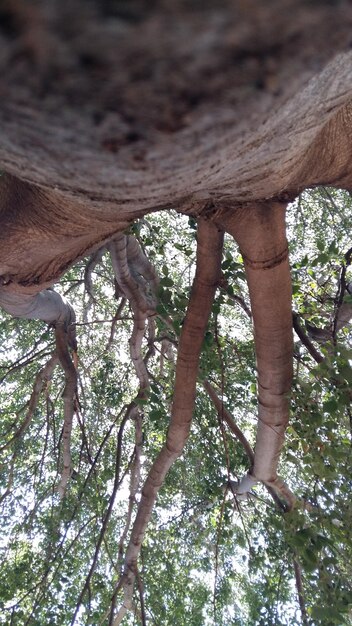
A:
0,1,352,295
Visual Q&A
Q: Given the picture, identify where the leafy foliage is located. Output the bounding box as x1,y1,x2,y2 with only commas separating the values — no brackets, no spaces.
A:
1,191,352,624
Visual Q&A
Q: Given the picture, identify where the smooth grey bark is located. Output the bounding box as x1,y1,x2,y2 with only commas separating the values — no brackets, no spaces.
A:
0,289,75,325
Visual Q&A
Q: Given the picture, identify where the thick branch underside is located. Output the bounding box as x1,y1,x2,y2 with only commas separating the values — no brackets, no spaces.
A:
0,2,352,289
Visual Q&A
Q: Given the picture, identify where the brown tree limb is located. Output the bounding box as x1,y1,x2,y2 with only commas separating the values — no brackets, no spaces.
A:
220,202,293,487
0,454,15,505
105,298,127,353
109,235,158,393
203,380,254,465
112,218,224,624
70,404,132,626
117,410,143,565
82,246,106,321
293,557,309,626
203,380,296,511
55,323,78,499
292,312,324,364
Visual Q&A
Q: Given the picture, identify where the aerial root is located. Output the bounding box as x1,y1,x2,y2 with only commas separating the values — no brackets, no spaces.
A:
111,219,224,624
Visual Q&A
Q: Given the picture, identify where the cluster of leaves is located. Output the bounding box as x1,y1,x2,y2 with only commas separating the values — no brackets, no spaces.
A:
0,190,352,624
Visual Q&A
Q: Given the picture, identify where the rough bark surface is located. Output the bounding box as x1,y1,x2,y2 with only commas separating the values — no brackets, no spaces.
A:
0,1,352,293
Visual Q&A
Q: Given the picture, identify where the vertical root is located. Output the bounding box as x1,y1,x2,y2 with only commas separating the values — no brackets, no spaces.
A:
112,219,224,624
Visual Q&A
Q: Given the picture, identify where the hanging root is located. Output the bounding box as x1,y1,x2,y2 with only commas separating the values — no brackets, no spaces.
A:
55,321,78,499
111,219,223,625
109,234,158,393
0,285,78,497
220,202,293,492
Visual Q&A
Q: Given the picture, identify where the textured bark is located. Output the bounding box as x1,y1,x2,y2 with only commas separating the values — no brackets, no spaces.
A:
113,219,223,623
220,203,293,485
0,3,352,293
55,322,78,498
109,234,158,391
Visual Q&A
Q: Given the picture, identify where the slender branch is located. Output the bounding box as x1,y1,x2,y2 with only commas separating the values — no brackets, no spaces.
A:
112,219,224,624
55,323,78,498
70,405,133,625
136,569,147,626
293,557,309,626
0,353,59,451
203,380,254,464
83,246,106,320
204,380,296,510
109,235,158,392
117,411,143,565
292,313,324,364
0,454,15,504
105,298,127,352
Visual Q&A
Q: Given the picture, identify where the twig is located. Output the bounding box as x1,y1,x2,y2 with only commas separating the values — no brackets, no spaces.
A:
293,557,309,625
292,313,324,364
0,353,59,451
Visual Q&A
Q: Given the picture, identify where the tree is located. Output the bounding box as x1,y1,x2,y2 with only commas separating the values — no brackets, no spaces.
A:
1,1,352,623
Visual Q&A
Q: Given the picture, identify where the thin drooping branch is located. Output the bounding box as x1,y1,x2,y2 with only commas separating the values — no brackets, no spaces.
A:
112,218,224,625
220,202,293,490
203,380,296,511
0,353,59,452
55,322,78,499
204,381,306,618
203,380,254,465
292,313,324,364
109,235,158,393
117,410,143,566
105,298,127,353
0,286,78,496
70,405,132,626
83,247,106,321
293,557,309,626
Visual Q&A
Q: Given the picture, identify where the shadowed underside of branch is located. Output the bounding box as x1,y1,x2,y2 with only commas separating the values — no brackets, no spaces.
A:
0,50,352,290
112,218,224,624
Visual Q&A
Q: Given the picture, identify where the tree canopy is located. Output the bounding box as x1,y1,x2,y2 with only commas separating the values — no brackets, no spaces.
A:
1,188,352,625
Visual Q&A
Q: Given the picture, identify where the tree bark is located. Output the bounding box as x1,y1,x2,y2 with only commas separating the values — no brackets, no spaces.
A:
113,219,223,623
220,202,293,485
0,3,352,291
